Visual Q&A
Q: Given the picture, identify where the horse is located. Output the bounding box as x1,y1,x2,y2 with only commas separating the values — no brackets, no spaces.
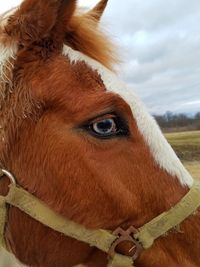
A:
0,0,199,266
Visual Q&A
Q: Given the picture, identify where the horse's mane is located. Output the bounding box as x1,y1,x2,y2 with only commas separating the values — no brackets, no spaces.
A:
66,11,118,69
0,6,117,70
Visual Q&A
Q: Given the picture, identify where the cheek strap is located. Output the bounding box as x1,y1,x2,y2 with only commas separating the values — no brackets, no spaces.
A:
1,167,200,267
0,183,133,266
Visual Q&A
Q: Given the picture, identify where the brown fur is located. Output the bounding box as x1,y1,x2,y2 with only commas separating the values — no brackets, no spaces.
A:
0,1,200,267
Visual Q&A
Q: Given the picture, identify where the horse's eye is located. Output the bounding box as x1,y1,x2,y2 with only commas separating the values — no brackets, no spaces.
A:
92,118,116,136
84,115,129,139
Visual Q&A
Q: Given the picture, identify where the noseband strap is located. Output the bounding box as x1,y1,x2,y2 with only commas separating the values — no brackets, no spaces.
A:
1,169,200,267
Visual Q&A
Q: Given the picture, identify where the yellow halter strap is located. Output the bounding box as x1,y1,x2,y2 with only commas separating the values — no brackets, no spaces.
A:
0,168,200,267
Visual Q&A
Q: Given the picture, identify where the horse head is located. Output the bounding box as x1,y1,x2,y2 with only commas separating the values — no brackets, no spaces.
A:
0,1,197,267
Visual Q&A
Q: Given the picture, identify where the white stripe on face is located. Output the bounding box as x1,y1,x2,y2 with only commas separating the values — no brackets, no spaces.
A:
63,45,193,187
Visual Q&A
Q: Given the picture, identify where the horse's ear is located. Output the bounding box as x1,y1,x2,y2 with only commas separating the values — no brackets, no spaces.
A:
5,0,76,46
86,0,108,22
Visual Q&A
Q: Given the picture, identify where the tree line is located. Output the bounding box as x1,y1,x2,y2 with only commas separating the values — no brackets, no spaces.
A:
154,112,200,132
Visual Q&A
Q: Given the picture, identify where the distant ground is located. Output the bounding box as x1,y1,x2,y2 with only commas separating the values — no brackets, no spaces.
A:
165,130,200,179
165,131,200,161
184,162,200,179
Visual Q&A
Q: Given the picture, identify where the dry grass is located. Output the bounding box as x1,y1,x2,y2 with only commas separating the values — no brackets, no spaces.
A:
165,131,200,144
165,131,200,161
165,130,200,179
184,161,200,180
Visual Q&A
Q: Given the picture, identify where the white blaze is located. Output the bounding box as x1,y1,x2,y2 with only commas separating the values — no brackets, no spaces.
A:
63,45,193,187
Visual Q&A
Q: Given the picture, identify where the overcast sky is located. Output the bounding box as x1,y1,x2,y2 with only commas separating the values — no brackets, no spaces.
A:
0,0,200,115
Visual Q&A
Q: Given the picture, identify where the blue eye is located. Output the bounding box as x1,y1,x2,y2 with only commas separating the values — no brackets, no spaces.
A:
92,118,117,136
84,114,129,139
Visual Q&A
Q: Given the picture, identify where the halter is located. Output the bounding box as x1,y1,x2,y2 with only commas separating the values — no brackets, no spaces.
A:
1,168,200,267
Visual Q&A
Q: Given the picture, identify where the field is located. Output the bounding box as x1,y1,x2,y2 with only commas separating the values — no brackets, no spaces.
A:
165,130,200,179
184,162,200,179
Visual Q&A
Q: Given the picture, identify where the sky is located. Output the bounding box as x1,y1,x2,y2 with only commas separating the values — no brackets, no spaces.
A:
0,0,200,115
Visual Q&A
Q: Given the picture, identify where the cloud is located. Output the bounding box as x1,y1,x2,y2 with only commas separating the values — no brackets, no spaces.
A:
1,0,199,115
78,0,98,8
0,0,22,13
103,0,200,114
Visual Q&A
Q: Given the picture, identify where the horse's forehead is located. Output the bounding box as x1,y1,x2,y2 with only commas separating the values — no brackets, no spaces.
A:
64,60,106,92
0,41,193,187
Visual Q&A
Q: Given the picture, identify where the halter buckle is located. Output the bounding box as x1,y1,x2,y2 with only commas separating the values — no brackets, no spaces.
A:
108,226,143,261
0,169,16,185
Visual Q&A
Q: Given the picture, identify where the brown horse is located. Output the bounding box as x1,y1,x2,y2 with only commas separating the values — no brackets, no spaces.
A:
0,0,199,266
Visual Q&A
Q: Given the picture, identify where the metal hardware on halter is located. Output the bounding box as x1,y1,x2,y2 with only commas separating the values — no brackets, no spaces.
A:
0,169,16,185
108,226,143,261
